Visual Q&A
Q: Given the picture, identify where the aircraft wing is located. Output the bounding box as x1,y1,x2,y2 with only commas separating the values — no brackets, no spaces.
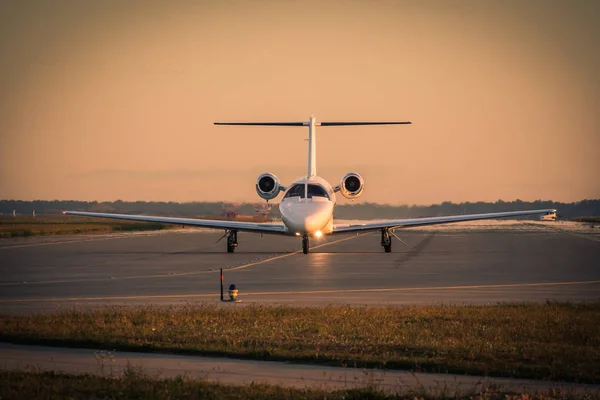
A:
63,211,288,235
332,209,556,234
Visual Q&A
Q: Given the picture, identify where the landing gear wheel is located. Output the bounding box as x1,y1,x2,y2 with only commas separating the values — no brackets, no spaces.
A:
227,243,235,253
226,230,238,253
302,236,310,254
381,229,392,253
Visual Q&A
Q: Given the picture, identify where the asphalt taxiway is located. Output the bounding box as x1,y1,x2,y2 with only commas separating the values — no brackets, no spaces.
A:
0,222,598,314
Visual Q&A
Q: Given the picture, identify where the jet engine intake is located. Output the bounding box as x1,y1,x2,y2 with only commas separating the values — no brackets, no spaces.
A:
339,172,364,199
256,173,283,201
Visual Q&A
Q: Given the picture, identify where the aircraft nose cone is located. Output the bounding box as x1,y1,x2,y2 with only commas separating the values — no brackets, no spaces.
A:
280,199,333,235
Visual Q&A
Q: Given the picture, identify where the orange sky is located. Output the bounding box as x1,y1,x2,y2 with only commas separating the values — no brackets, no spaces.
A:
1,0,599,205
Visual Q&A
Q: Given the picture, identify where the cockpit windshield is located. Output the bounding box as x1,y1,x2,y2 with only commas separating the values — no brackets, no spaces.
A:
307,184,329,199
283,184,305,199
283,183,331,200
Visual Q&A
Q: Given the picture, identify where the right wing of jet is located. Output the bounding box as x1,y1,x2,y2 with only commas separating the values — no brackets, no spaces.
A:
332,209,557,233
63,211,288,235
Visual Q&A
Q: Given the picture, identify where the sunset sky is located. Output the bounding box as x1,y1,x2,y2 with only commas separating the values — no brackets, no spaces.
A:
1,0,599,205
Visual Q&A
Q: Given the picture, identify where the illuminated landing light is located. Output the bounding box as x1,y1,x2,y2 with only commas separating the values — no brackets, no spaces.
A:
295,232,301,236
314,230,323,238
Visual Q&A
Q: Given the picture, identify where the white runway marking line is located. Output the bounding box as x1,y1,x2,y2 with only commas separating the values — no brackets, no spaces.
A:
225,233,371,272
0,233,370,287
1,279,598,304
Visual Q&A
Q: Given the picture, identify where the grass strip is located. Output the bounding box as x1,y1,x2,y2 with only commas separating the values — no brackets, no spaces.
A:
0,214,270,237
1,302,599,383
573,217,600,223
0,369,594,400
0,216,174,237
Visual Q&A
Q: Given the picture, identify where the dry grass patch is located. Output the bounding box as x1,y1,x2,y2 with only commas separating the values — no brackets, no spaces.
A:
1,302,599,383
0,369,596,400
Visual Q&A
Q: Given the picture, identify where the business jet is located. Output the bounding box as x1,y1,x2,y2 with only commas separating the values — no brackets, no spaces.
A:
65,116,556,254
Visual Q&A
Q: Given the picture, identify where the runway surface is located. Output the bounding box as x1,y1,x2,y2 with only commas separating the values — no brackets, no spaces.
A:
1,221,599,314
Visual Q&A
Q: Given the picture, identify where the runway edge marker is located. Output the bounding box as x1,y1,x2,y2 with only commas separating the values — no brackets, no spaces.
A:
220,268,224,301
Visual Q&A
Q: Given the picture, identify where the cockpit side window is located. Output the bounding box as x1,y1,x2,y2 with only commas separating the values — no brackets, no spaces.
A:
307,184,329,199
284,184,305,199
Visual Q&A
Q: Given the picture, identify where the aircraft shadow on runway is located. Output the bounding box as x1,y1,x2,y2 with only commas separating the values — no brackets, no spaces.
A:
395,232,437,266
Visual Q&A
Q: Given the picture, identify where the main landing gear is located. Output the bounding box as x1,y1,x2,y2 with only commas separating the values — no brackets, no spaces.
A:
302,235,310,254
226,230,238,253
381,228,392,253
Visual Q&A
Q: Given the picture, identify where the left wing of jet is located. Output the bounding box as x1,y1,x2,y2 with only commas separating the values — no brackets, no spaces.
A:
63,211,288,235
332,209,556,233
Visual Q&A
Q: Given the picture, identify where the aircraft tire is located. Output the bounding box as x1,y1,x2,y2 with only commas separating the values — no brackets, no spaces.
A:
302,237,310,254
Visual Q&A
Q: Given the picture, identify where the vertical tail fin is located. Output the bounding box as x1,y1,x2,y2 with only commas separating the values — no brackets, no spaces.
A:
307,116,317,178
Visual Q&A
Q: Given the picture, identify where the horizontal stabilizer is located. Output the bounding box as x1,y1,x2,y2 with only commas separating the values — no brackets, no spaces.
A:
319,121,412,126
214,122,305,126
214,121,412,127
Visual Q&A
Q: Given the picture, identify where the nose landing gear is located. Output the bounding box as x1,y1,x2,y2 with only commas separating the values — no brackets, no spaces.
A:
226,230,238,253
302,235,310,254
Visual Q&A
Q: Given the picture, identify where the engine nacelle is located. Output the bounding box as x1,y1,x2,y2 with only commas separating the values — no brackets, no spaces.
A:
256,173,283,201
338,172,364,199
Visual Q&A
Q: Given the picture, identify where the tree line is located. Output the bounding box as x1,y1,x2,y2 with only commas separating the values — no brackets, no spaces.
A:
1,199,598,219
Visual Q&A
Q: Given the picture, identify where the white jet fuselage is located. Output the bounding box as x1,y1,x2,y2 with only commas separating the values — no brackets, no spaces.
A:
279,175,335,236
